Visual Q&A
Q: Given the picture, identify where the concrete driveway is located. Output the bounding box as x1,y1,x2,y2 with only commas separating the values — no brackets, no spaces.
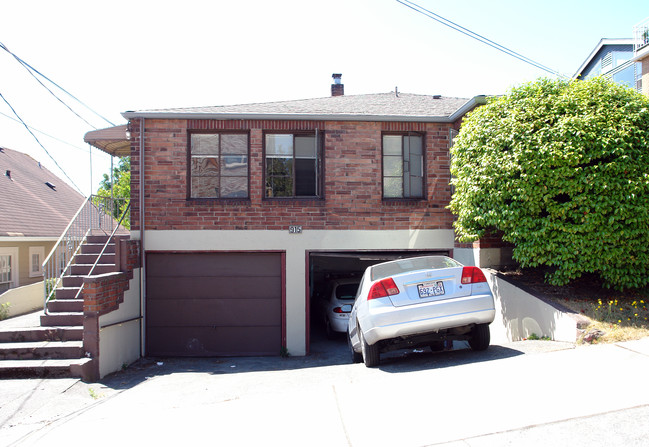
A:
2,334,649,446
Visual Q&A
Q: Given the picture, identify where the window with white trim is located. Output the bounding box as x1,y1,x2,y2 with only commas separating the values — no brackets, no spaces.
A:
0,247,18,290
382,133,424,199
29,246,44,277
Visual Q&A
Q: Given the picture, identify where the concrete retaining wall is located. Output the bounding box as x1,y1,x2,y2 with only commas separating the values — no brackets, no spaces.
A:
0,281,43,319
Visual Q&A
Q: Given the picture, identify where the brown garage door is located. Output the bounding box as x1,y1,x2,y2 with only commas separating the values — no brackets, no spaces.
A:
146,252,282,356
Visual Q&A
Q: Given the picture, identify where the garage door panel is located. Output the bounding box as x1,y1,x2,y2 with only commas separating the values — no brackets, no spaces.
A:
147,253,280,277
147,326,280,357
146,252,282,357
147,276,281,301
147,297,281,327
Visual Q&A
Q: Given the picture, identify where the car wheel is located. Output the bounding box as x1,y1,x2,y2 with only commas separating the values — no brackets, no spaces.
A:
360,329,380,367
429,341,444,352
348,331,362,364
469,323,490,351
325,318,336,340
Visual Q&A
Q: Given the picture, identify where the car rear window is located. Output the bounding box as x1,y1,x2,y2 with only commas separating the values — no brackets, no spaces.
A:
370,256,461,281
335,283,359,300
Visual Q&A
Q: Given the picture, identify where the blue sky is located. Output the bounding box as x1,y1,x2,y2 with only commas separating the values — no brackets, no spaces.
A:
2,0,647,195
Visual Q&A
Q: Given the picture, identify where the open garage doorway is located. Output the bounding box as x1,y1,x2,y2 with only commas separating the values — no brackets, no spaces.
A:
307,250,449,354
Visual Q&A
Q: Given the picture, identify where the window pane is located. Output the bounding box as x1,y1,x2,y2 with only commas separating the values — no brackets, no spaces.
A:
613,65,635,88
266,158,293,176
191,176,220,198
191,156,220,176
295,159,316,196
410,176,423,198
221,134,247,155
384,177,403,198
406,135,423,155
266,134,293,156
295,136,316,158
383,155,403,177
220,177,248,198
383,135,402,155
266,176,293,197
221,156,248,177
191,134,219,155
409,154,423,178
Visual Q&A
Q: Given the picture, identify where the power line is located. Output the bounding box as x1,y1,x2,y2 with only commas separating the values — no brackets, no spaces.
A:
0,110,89,154
0,91,83,194
396,0,568,79
0,41,116,128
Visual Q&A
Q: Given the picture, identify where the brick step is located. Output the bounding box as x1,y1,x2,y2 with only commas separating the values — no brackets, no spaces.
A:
47,299,83,313
71,264,117,275
0,340,83,360
0,326,83,343
0,357,92,379
62,276,85,288
40,312,84,327
74,253,115,265
87,235,113,244
54,287,81,300
81,243,115,255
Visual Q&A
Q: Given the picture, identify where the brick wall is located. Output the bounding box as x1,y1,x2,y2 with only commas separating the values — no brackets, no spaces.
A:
128,118,459,232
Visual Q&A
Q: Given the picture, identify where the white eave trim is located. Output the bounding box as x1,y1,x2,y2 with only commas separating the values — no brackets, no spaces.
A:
0,236,58,242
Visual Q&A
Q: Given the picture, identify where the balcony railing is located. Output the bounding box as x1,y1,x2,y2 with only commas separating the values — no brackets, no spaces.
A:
633,16,649,53
42,195,130,313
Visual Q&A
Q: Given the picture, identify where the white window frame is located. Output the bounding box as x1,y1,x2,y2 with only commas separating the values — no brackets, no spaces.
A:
0,247,19,289
29,246,45,278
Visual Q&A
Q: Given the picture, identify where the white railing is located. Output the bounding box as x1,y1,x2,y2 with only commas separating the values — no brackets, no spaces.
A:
42,195,130,312
633,16,649,53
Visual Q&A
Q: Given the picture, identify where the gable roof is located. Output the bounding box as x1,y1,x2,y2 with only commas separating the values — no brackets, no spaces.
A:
573,38,635,79
0,147,85,238
122,92,486,123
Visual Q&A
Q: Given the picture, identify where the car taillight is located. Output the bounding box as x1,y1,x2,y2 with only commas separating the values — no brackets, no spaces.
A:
461,266,488,284
368,277,400,300
333,307,347,313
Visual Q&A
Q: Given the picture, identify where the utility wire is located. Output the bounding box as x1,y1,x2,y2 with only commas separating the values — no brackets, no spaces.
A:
396,0,568,79
0,41,116,128
0,110,89,154
0,91,83,194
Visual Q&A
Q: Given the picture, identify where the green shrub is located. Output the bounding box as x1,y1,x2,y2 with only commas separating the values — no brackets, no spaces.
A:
450,77,649,289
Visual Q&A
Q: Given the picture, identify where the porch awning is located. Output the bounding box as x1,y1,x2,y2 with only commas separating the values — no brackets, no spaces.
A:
84,125,130,157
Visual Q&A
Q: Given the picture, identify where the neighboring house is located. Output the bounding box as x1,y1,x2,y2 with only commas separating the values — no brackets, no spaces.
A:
632,16,649,96
85,74,495,366
574,38,643,91
0,147,84,293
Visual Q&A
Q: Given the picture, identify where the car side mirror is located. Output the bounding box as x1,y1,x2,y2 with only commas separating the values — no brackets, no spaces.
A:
341,304,353,312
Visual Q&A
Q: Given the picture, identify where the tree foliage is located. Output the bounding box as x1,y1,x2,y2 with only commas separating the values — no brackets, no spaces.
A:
449,78,649,289
96,156,130,227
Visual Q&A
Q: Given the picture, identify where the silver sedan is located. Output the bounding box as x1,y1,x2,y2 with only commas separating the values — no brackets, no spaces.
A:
348,256,495,367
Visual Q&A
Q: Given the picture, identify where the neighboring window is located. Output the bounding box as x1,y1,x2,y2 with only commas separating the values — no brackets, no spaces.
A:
0,247,18,290
29,246,44,277
382,133,424,199
190,133,249,198
265,133,321,198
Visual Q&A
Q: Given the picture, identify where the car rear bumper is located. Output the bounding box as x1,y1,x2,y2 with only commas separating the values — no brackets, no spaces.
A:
361,293,496,346
330,314,350,333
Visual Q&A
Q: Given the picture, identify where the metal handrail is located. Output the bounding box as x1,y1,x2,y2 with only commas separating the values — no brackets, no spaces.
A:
43,195,130,313
73,202,131,300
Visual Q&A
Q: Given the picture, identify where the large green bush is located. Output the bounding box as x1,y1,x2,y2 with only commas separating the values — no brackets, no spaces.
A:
449,78,649,289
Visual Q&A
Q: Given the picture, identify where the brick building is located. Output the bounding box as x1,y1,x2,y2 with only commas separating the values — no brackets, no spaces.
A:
86,75,491,367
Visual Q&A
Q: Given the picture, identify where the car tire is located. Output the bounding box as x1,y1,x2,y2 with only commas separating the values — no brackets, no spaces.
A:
469,323,490,351
429,341,445,352
325,318,336,340
360,329,380,367
348,331,362,364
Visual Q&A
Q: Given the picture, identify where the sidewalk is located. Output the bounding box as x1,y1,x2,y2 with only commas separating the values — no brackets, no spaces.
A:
2,337,649,446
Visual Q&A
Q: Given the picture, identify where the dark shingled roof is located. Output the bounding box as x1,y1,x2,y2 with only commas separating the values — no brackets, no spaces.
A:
0,147,85,238
122,92,483,122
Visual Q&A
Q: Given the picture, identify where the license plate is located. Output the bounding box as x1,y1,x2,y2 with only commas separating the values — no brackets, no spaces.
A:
417,281,445,298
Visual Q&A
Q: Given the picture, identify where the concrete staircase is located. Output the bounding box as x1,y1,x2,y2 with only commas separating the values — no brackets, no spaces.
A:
0,235,116,378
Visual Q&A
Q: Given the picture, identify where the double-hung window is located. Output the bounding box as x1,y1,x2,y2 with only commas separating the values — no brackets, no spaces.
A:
265,133,321,198
382,133,424,199
190,133,249,199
